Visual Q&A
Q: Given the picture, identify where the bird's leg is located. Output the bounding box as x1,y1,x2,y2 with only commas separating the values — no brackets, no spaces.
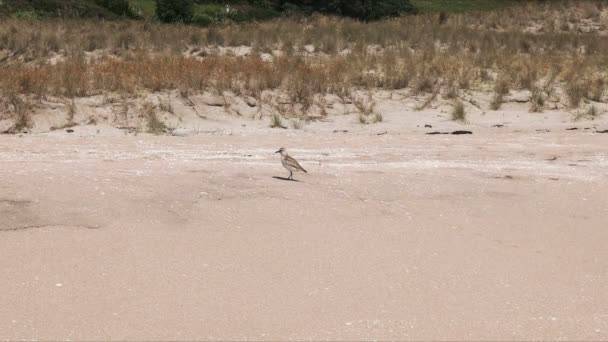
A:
289,171,293,180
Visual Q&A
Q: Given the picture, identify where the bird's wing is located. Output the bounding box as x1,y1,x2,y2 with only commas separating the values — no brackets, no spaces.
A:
285,155,307,173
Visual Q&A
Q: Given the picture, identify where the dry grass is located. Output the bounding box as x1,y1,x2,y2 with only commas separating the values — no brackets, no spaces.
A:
566,81,587,108
574,105,601,121
142,101,168,134
489,93,503,111
588,105,600,118
530,87,545,113
354,95,382,124
270,113,286,129
66,99,77,124
291,118,304,129
1,1,608,127
417,88,440,110
590,77,606,102
452,101,466,122
158,95,174,114
443,83,459,100
2,95,34,133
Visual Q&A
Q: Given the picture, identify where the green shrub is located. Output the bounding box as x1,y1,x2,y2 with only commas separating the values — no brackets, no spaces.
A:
191,3,223,25
11,10,41,20
191,4,280,26
5,0,120,18
274,0,416,20
192,12,214,26
341,0,416,20
96,0,133,16
156,0,193,23
227,7,280,23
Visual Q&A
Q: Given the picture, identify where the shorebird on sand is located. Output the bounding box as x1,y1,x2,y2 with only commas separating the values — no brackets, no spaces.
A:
275,147,307,180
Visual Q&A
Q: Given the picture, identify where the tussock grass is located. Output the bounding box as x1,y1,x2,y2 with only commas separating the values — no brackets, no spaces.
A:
0,89,34,133
417,88,439,110
353,96,375,116
489,94,503,111
530,87,545,113
354,96,382,124
566,81,587,108
372,113,383,123
291,118,304,129
66,99,77,124
158,95,173,114
270,113,286,128
443,84,459,100
590,77,605,102
358,112,383,125
574,105,601,121
142,102,167,134
452,101,466,122
489,78,510,110
588,105,599,118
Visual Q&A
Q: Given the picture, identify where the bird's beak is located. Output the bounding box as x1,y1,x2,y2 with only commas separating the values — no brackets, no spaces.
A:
275,150,280,154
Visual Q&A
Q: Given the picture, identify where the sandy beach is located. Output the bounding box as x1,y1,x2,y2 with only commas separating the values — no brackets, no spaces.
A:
1,125,607,340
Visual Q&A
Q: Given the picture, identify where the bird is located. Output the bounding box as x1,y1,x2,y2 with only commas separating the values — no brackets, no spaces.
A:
275,147,307,180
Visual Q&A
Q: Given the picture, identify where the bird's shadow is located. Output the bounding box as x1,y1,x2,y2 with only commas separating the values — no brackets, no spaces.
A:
272,176,301,182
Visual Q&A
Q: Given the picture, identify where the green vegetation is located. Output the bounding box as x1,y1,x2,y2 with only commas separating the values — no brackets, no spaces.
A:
10,9,41,20
96,0,134,16
273,0,416,20
0,0,120,18
156,0,193,23
411,0,515,13
129,0,155,18
1,0,418,21
0,0,550,22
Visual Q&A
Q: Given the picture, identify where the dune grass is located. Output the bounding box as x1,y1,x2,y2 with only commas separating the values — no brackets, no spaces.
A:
1,0,607,129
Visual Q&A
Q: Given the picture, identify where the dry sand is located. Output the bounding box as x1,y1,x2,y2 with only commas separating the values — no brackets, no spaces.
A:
1,121,608,341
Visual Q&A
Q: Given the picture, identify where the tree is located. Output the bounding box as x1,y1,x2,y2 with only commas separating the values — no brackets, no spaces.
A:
273,0,415,20
341,0,415,21
156,0,193,23
96,0,133,17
